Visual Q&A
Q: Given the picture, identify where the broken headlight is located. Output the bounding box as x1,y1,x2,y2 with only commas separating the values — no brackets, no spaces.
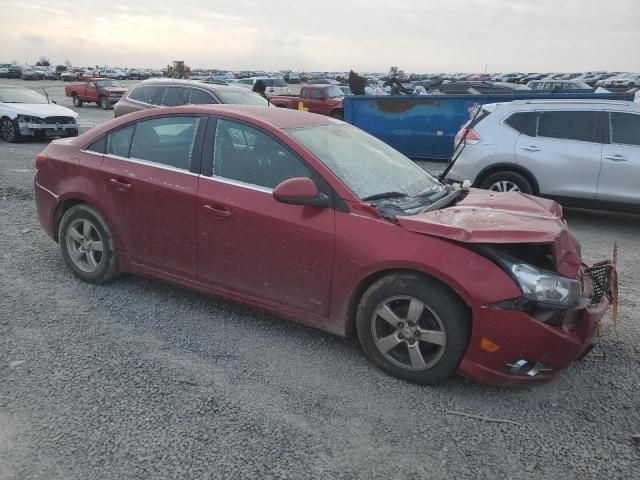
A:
493,251,582,308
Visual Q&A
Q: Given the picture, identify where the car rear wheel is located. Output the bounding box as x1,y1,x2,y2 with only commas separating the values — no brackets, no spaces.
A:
330,110,344,120
72,95,83,107
356,273,470,385
1,117,22,143
480,171,533,194
59,204,119,284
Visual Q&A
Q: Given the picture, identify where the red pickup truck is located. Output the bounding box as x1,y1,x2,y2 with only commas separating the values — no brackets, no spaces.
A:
64,78,127,110
269,85,345,119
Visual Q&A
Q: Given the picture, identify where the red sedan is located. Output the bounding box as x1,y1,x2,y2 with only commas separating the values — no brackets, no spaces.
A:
34,106,614,385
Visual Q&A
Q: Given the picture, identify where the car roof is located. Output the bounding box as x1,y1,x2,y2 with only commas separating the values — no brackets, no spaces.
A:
135,79,251,93
106,105,337,131
491,99,637,109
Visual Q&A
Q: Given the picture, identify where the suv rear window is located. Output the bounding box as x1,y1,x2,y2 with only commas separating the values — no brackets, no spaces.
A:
505,112,538,136
610,112,640,146
538,111,599,143
128,85,165,105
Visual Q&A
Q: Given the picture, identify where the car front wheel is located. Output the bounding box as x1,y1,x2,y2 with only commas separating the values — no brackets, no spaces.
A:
1,117,22,143
58,204,119,284
356,273,470,385
99,96,111,110
480,171,533,194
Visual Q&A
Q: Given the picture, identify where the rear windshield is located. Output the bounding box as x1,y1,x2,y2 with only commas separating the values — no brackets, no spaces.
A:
216,90,269,106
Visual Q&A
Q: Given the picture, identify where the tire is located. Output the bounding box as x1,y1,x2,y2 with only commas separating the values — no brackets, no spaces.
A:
58,204,119,284
99,96,111,110
1,117,22,143
480,171,533,194
72,94,83,107
330,110,344,120
356,273,470,385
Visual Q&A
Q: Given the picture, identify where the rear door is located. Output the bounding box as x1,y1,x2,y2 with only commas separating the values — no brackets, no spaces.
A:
515,109,604,199
597,111,640,205
100,114,205,278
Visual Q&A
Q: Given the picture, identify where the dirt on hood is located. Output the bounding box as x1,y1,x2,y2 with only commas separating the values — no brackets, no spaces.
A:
397,189,582,277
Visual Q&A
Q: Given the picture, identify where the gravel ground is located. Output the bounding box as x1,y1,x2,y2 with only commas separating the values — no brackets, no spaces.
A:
1,80,639,480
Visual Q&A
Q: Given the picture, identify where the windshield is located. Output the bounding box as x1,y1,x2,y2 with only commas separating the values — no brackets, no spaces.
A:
216,89,269,106
287,124,440,199
96,79,124,88
0,87,48,104
325,86,344,99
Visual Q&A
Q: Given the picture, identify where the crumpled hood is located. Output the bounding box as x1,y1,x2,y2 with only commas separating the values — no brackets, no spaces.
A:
397,189,582,277
1,102,78,119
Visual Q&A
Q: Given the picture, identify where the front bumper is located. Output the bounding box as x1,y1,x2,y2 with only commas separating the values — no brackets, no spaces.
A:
19,123,78,137
458,263,615,386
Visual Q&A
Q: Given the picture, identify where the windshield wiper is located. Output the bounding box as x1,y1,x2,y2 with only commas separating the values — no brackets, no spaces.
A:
362,191,408,202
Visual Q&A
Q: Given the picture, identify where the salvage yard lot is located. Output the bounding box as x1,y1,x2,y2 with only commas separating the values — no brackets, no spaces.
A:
1,80,639,480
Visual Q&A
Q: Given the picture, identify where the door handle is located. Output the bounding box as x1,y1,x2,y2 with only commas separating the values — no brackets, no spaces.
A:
522,146,542,152
109,178,132,190
203,204,232,218
605,154,628,162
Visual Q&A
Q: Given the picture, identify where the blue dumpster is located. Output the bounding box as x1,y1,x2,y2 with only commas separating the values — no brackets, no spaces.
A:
343,92,635,160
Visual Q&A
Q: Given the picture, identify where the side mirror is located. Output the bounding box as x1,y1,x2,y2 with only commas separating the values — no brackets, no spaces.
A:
273,177,330,207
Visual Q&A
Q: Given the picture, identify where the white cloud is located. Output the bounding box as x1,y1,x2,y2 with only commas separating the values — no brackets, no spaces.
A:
0,0,638,72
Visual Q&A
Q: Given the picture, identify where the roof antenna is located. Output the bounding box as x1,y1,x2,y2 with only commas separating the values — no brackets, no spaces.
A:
42,88,50,104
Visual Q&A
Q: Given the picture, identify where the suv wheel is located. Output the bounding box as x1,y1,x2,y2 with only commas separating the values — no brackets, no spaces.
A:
480,171,533,194
356,273,470,385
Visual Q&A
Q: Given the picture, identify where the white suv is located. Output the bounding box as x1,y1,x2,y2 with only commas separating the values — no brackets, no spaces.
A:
98,68,127,80
446,99,640,212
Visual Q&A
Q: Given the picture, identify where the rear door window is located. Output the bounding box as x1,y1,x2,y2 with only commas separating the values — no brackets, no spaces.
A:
505,112,538,136
538,111,600,143
128,85,165,105
610,112,640,146
130,116,201,171
162,87,190,107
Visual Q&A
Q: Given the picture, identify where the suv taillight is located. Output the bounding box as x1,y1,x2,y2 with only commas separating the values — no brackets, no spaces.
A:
455,128,481,145
35,153,48,171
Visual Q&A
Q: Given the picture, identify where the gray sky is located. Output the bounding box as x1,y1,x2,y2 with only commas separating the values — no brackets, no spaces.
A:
1,0,638,72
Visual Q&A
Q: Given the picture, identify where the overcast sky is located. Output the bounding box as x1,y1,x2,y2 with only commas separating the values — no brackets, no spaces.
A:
1,0,638,73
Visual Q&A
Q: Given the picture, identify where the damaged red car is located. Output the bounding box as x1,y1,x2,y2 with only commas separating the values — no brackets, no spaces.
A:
34,106,615,386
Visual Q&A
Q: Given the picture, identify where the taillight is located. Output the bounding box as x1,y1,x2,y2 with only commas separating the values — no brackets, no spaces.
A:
35,153,48,171
455,128,481,145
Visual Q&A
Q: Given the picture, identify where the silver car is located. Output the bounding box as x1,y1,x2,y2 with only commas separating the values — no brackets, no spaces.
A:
446,99,640,211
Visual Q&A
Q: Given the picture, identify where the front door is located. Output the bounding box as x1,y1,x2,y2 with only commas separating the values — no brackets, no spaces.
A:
197,118,335,315
597,111,640,205
100,115,205,278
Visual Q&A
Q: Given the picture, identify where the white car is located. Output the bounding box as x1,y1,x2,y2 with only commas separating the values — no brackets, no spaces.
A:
237,77,290,95
613,74,640,88
98,68,127,80
0,86,78,143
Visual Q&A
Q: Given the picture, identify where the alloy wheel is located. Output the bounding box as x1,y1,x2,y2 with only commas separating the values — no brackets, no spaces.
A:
65,219,104,273
371,296,447,371
1,119,15,141
489,180,520,192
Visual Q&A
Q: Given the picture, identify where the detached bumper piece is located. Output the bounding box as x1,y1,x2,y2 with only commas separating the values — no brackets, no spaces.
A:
458,254,617,386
